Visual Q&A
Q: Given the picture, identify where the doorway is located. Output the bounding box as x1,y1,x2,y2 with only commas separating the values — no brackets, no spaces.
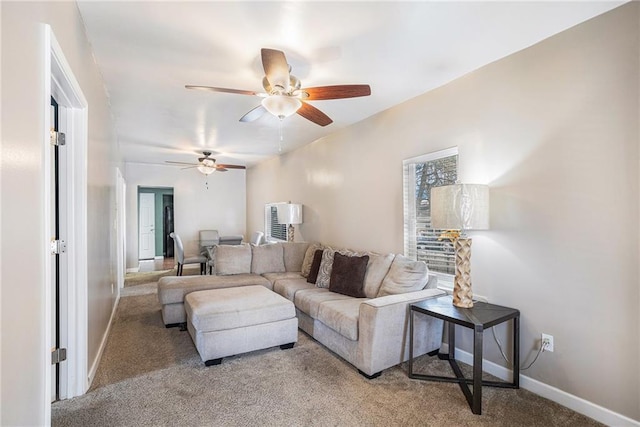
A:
138,187,174,261
50,96,68,403
45,25,91,417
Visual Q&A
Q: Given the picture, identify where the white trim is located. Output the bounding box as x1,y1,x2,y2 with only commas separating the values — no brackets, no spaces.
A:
87,293,119,385
403,146,458,166
450,347,640,426
116,168,126,289
154,256,164,260
45,27,90,419
126,267,140,273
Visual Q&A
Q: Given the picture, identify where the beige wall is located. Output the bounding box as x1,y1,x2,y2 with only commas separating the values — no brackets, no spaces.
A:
247,4,639,421
124,163,246,269
1,2,118,425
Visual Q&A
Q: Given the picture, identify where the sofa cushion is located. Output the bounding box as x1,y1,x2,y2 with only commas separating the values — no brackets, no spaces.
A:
213,244,252,275
157,273,271,305
300,243,323,277
315,248,335,288
329,252,369,298
251,243,285,275
261,271,304,285
362,253,395,298
317,298,368,341
282,242,311,272
294,288,352,318
273,278,316,301
377,255,429,297
306,249,324,284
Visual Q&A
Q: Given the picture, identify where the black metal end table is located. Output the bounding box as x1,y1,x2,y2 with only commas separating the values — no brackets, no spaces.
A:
408,295,520,415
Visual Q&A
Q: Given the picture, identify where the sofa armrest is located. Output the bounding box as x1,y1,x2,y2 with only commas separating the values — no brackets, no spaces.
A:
356,288,446,376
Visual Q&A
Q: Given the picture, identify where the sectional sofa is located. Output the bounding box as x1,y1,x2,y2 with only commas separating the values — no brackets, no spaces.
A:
157,241,445,378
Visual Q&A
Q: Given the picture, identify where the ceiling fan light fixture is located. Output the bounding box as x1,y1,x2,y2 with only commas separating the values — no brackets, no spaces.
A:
261,95,302,119
197,164,216,175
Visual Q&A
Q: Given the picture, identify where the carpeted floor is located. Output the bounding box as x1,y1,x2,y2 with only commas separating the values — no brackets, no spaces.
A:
52,283,602,426
124,267,200,287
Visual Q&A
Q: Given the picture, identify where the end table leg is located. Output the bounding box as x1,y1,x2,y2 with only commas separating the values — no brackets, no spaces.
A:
473,325,483,415
513,315,520,388
409,309,414,376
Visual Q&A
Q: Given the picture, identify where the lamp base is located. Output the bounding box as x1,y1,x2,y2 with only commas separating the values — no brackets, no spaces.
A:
453,238,474,308
287,224,295,242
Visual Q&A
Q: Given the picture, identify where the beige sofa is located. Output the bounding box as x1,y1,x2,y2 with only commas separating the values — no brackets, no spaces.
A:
157,241,445,378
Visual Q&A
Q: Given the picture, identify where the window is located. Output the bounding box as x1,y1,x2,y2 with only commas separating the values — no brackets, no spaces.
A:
403,147,458,275
264,203,288,242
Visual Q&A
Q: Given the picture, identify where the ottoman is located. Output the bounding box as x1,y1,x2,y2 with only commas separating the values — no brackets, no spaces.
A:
185,285,298,365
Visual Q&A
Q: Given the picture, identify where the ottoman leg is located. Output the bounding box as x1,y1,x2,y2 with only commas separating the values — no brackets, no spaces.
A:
205,358,223,366
280,342,295,350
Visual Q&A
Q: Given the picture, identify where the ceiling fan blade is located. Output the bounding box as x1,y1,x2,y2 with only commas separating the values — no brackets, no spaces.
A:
180,165,198,170
166,161,198,166
216,164,246,170
301,85,371,100
216,167,229,172
185,85,259,96
261,48,290,92
297,102,333,127
239,105,267,123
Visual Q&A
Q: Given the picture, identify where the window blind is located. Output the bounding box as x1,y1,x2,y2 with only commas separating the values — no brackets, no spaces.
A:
403,148,458,274
264,204,287,241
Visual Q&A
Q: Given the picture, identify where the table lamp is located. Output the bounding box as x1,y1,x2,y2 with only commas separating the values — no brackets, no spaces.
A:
277,203,303,242
430,184,489,308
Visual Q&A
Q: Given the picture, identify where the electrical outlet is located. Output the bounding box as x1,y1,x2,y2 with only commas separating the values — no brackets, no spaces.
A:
541,333,554,352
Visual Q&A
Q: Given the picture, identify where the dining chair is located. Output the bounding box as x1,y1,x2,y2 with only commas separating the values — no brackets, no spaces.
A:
199,230,220,255
170,232,207,275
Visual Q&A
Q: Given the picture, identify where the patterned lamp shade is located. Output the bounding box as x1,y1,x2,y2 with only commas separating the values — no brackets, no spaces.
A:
430,184,489,231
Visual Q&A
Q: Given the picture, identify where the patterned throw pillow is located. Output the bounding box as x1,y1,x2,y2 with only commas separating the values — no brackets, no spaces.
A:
315,248,335,288
301,243,323,277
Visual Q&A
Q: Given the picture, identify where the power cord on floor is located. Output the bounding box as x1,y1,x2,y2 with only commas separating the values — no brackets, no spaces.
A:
492,326,549,370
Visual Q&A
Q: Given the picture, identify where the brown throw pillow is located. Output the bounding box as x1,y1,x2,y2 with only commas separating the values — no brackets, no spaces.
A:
329,252,369,298
307,249,324,284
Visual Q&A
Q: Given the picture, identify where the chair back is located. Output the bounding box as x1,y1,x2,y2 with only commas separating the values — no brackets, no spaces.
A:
169,232,184,263
199,230,220,252
250,231,264,245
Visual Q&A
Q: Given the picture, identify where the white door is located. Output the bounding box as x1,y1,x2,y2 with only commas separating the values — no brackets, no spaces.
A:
139,193,156,259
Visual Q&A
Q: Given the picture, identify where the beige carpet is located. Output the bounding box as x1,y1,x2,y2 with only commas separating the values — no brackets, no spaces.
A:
124,266,200,287
52,283,602,426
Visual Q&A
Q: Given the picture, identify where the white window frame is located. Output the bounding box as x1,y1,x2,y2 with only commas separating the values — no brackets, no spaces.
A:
403,147,458,285
264,202,288,242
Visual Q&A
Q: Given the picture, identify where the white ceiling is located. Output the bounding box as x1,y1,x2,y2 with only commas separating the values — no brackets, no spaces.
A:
77,1,623,168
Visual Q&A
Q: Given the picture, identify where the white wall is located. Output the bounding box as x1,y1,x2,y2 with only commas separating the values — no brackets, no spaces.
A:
125,162,246,269
1,2,119,425
247,4,639,422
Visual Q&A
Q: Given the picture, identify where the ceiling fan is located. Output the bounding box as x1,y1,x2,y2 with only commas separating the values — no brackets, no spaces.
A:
186,48,371,127
165,151,246,175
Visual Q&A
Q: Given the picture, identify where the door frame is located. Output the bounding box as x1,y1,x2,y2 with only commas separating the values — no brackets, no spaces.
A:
43,25,89,423
116,168,126,289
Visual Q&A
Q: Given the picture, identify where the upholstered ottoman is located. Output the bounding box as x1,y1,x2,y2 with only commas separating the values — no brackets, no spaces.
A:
185,285,298,365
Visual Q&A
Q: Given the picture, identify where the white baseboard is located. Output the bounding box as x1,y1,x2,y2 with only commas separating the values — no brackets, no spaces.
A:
87,292,120,387
154,256,164,260
449,346,639,426
126,267,139,273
